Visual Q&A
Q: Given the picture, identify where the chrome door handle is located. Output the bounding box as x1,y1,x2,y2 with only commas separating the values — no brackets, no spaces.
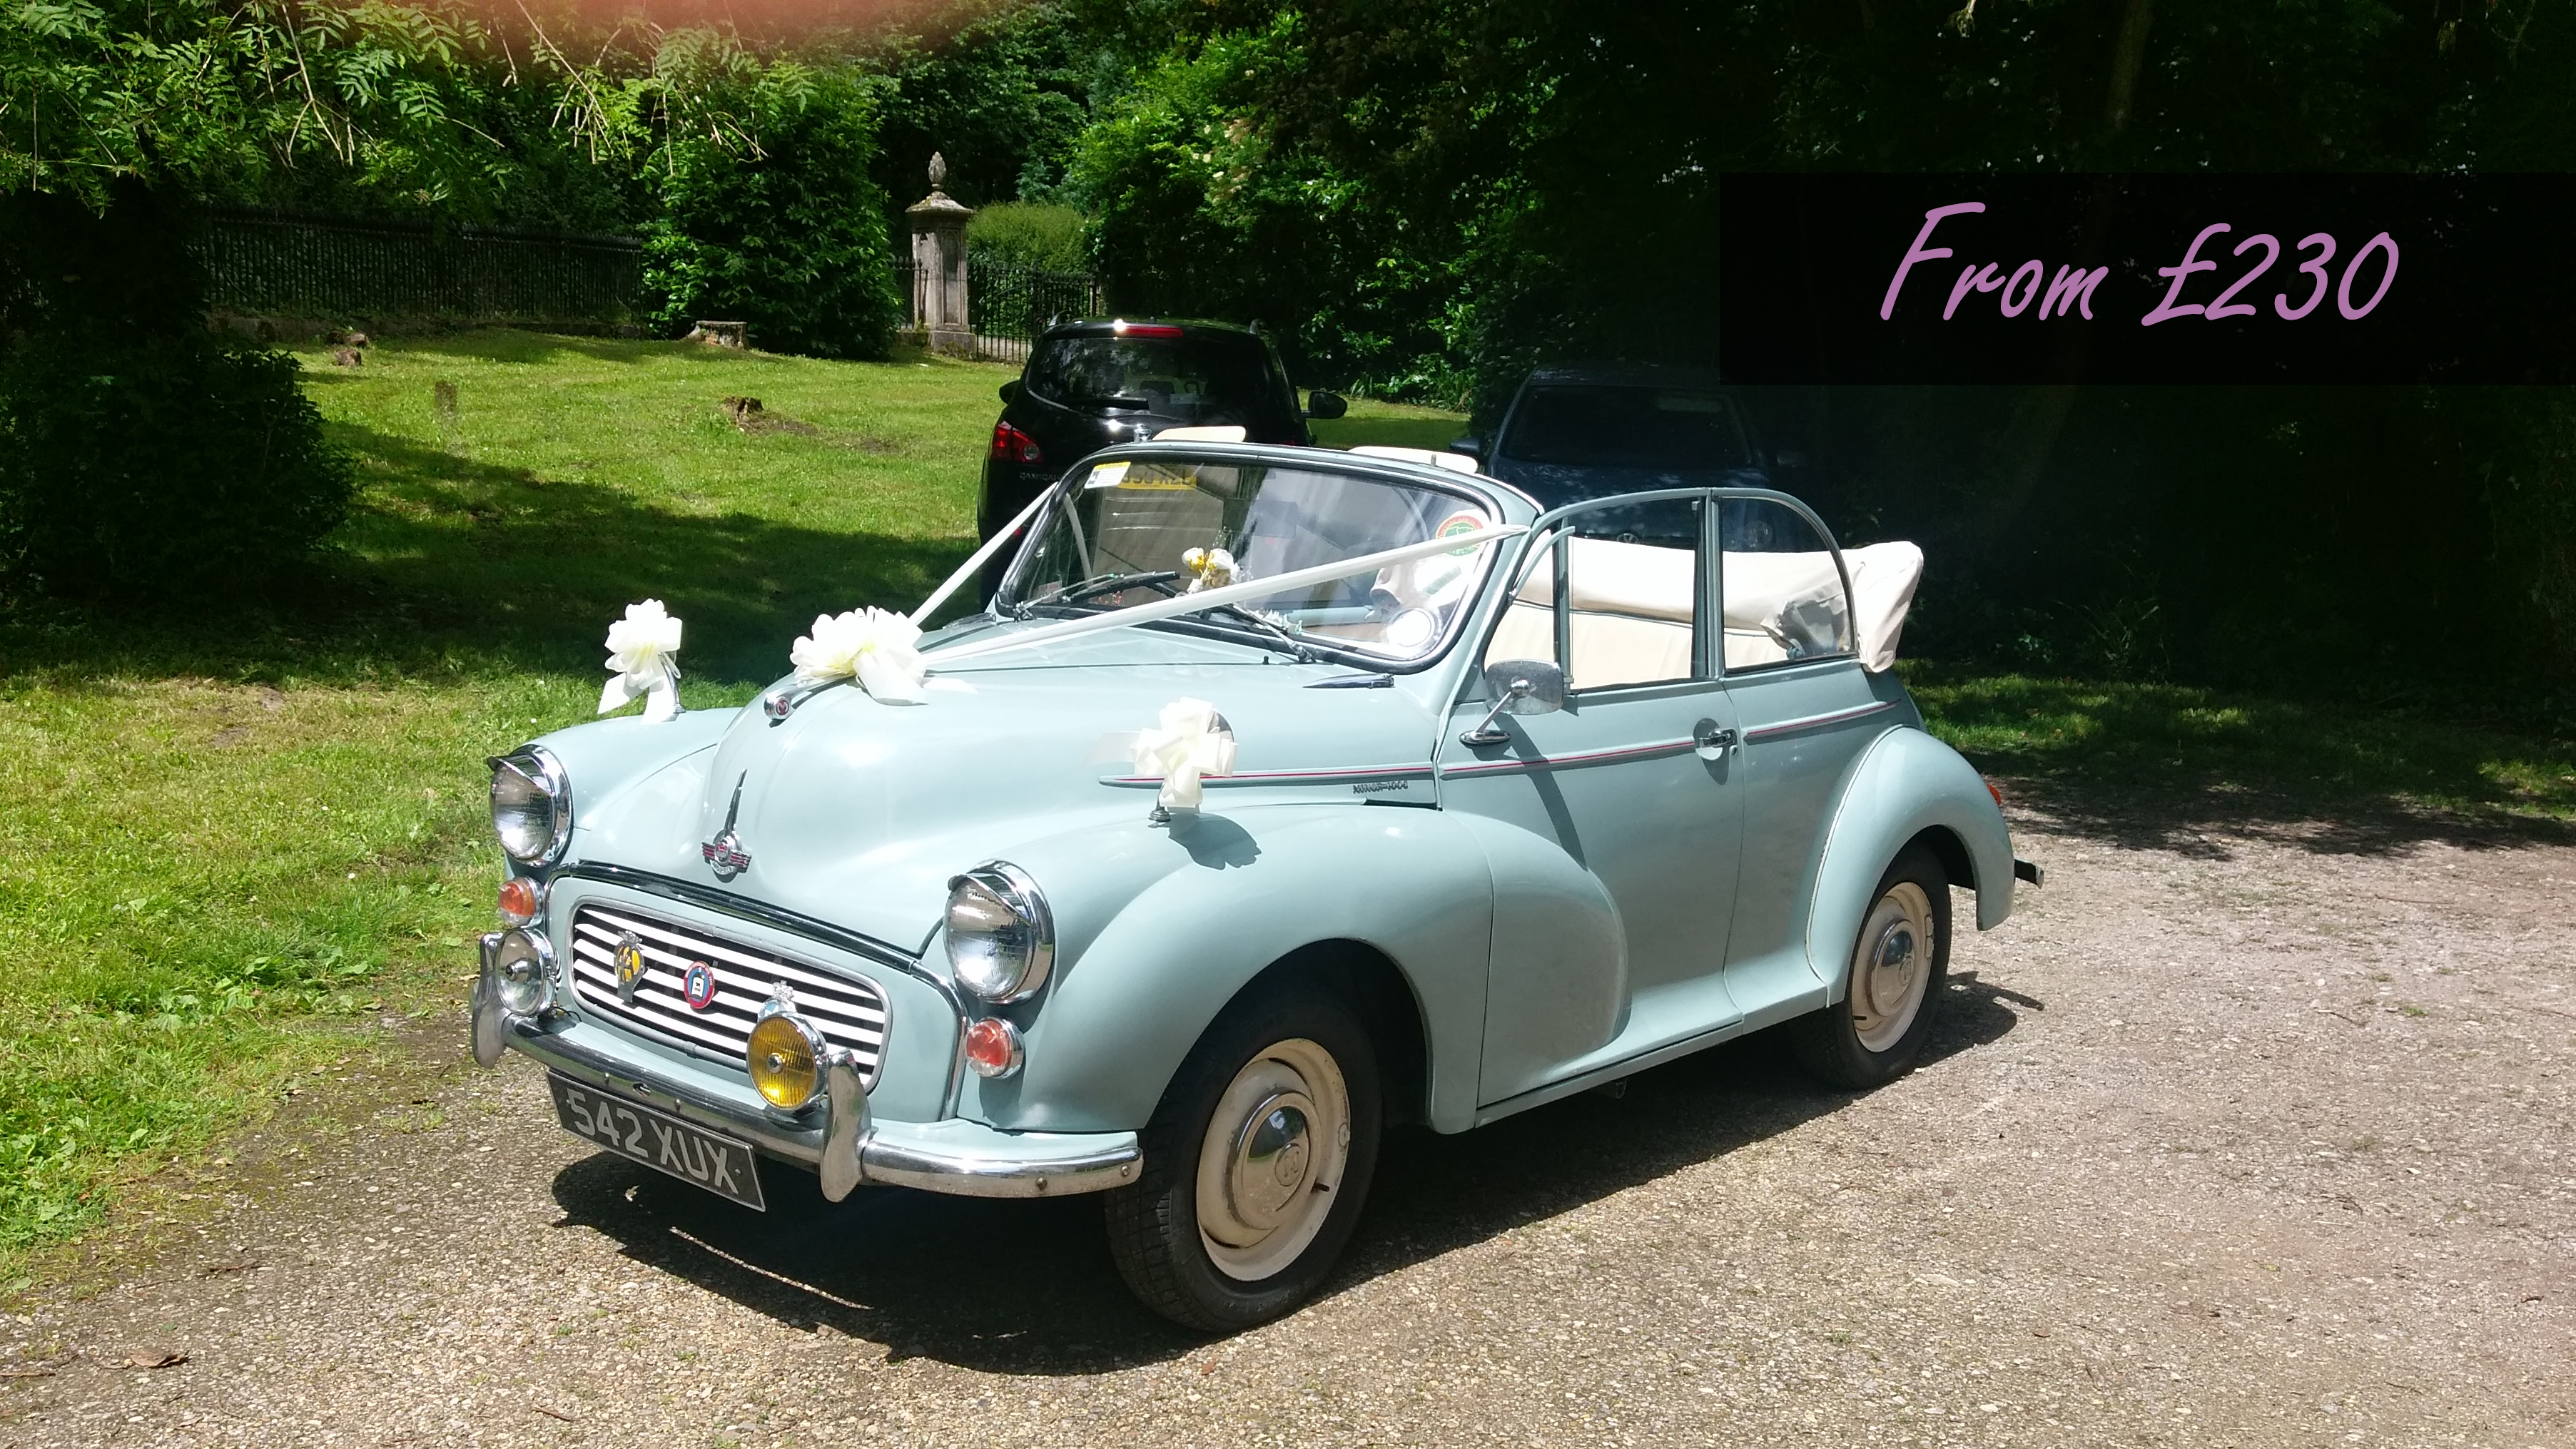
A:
1694,724,1736,757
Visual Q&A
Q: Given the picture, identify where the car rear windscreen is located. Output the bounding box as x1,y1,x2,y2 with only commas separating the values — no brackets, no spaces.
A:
1500,386,1753,469
1026,336,1276,424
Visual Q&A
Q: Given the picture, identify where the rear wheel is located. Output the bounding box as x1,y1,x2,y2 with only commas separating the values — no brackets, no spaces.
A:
1795,845,1951,1089
1105,987,1381,1331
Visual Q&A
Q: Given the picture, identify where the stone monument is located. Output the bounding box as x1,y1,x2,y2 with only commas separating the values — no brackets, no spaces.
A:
906,152,975,357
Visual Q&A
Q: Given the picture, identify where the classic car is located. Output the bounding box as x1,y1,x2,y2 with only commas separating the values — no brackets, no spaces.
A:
469,438,2038,1331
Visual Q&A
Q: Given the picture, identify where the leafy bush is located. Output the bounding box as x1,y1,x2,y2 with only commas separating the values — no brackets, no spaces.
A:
966,200,1088,270
0,186,352,603
641,41,901,358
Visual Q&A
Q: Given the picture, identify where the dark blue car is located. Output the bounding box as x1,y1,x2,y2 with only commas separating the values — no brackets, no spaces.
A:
1455,367,1786,542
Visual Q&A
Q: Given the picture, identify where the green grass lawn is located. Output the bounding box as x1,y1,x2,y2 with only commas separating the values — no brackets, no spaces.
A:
1907,664,2576,823
0,329,2566,1277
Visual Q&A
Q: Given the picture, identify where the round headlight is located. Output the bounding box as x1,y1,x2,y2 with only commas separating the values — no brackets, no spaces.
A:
489,748,571,867
494,927,554,1016
746,1010,825,1109
943,863,1054,1003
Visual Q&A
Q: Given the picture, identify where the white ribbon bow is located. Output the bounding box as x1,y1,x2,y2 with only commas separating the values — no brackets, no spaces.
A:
791,606,928,704
1131,697,1237,811
598,599,684,723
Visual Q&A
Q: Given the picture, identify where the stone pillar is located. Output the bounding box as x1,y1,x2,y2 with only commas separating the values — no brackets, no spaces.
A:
906,152,975,357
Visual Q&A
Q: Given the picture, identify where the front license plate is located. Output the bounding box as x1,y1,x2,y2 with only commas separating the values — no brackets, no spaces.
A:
548,1073,766,1211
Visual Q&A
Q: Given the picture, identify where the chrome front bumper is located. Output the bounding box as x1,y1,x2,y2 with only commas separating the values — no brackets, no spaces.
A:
472,938,1140,1201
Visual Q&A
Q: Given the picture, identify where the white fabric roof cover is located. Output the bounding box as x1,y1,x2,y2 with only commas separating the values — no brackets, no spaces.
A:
1510,537,1923,673
1347,444,1481,474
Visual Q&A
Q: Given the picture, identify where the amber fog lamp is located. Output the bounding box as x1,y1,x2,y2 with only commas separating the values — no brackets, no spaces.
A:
497,876,544,926
943,863,1055,1003
746,1011,825,1109
963,1017,1023,1079
494,928,554,1016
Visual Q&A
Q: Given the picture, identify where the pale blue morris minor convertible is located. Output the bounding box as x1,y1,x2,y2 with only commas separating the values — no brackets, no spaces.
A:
469,439,2039,1330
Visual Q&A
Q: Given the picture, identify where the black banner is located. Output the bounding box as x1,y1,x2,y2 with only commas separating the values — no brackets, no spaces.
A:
1718,174,2576,385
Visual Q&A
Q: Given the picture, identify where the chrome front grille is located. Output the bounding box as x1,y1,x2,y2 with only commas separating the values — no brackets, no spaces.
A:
567,902,890,1088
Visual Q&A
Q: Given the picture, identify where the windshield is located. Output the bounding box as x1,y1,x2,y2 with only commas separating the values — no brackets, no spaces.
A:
1025,337,1276,423
1500,385,1753,469
1003,456,1499,664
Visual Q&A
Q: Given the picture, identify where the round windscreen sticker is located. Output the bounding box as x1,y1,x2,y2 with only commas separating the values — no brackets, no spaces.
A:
1436,512,1489,554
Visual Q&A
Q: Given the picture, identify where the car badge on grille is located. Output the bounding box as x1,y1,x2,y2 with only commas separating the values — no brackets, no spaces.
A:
701,773,752,879
612,931,650,1004
681,962,719,1012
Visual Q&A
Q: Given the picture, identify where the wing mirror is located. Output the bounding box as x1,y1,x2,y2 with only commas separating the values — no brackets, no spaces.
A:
998,380,1022,405
1449,434,1483,460
1303,390,1349,420
1459,659,1565,746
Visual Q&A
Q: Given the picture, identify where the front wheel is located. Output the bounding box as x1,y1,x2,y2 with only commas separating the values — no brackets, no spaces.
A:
1104,988,1382,1331
1794,845,1952,1089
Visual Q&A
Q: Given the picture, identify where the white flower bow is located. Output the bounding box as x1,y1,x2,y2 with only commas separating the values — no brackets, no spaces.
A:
598,599,684,723
1182,546,1237,593
791,606,927,704
1131,697,1237,811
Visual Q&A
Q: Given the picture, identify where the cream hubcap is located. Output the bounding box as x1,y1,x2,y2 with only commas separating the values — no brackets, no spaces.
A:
1195,1038,1349,1282
1850,880,1934,1053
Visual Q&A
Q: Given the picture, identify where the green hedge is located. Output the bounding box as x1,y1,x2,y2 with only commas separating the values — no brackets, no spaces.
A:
0,187,351,604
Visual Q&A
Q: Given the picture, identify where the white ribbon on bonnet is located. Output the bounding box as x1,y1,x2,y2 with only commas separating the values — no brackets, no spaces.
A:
1131,698,1237,811
597,599,684,723
791,606,928,704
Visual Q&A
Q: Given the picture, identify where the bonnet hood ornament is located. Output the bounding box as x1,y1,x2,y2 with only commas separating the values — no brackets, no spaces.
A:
701,773,752,878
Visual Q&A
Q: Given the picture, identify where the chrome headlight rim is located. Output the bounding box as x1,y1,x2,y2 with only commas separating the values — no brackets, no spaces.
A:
943,861,1055,1004
494,927,556,1017
489,746,573,868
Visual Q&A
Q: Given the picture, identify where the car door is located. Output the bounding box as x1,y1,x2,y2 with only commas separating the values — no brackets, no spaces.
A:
1438,492,1747,1106
1712,492,1901,1023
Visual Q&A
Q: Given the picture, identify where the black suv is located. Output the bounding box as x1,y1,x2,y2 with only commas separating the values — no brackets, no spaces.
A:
979,319,1345,556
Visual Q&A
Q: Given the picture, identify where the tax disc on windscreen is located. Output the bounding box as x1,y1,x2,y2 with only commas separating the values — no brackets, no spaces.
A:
1436,512,1489,554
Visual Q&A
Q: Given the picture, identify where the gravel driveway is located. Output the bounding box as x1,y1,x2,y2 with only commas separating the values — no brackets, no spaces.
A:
5,795,2572,1448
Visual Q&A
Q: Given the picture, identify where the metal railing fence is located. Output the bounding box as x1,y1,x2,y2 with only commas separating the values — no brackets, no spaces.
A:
191,208,643,325
965,257,1105,365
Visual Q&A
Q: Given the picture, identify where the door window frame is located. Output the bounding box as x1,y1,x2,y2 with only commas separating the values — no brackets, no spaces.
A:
1708,486,1857,678
1486,487,1716,698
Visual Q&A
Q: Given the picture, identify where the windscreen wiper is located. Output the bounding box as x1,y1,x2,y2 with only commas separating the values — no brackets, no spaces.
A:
1191,602,1316,663
1017,571,1182,616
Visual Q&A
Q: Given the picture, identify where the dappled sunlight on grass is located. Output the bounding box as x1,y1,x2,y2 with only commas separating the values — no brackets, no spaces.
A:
0,332,1015,1267
1907,666,2576,828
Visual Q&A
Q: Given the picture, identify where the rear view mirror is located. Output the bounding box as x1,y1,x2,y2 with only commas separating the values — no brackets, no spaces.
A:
998,380,1022,405
1459,659,1566,746
1304,390,1349,420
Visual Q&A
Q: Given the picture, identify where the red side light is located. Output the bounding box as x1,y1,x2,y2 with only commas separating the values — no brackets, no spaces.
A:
989,421,1043,464
1985,778,2005,808
963,1017,1023,1078
1112,321,1184,338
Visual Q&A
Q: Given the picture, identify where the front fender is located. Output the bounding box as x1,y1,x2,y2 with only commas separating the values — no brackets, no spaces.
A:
1805,726,2016,1005
956,805,1495,1134
525,710,736,875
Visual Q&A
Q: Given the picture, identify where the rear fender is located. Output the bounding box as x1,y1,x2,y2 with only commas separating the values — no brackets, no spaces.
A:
954,805,1495,1134
1806,727,2016,1006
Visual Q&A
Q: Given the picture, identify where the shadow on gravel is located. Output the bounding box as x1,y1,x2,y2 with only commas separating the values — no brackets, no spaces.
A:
546,971,2033,1373
2001,775,2576,863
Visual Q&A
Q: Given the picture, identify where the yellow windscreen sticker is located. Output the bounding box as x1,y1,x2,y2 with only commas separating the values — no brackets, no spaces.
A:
1085,461,1131,489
